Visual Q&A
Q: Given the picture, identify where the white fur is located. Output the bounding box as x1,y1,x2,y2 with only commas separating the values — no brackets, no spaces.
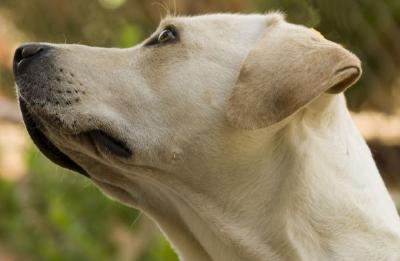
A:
21,13,400,260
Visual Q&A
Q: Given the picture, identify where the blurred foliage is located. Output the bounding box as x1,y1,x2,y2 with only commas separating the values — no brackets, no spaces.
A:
1,0,400,260
0,146,177,260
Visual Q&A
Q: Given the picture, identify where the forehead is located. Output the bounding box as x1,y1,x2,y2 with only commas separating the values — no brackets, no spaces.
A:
161,13,266,26
154,14,284,52
158,14,271,37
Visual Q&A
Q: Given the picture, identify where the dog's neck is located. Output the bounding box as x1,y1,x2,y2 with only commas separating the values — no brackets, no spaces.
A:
137,95,400,261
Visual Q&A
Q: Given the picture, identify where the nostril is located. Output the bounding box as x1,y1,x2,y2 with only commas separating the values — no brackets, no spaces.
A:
21,45,43,60
13,44,50,75
14,44,44,64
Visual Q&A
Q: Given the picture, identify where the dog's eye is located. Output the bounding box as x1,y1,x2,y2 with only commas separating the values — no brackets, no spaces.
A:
145,26,178,46
158,28,176,43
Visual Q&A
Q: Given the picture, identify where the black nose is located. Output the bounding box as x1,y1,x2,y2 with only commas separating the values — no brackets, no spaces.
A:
13,44,51,75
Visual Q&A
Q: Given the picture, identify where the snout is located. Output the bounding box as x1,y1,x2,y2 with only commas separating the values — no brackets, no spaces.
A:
13,43,60,105
13,43,133,177
13,43,91,177
13,43,85,112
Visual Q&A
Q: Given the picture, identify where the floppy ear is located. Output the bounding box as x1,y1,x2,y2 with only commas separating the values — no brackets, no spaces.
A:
226,20,362,129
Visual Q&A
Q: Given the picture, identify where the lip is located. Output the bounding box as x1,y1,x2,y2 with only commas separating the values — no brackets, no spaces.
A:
88,130,132,158
19,98,89,177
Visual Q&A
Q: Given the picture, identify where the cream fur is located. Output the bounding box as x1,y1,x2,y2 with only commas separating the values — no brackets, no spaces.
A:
17,13,400,261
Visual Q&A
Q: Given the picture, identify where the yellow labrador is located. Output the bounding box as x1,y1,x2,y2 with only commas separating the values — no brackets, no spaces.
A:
13,13,400,261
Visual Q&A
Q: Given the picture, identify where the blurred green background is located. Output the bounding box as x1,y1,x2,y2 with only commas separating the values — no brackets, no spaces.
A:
1,0,400,260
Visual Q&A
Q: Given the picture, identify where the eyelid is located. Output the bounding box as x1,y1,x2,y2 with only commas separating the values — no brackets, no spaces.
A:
164,25,177,32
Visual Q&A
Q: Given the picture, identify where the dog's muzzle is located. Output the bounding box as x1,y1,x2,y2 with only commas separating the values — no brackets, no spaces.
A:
13,44,89,177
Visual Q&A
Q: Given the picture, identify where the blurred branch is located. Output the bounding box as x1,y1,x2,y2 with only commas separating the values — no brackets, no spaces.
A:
0,97,21,123
352,111,400,190
352,111,400,146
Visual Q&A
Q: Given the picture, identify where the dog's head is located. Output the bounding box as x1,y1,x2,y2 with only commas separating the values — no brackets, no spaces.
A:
13,13,361,205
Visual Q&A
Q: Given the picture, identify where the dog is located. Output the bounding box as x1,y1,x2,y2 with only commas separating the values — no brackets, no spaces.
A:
13,12,400,260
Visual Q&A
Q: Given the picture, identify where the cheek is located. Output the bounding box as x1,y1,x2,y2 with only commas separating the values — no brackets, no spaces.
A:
167,58,237,107
123,49,241,162
136,46,190,90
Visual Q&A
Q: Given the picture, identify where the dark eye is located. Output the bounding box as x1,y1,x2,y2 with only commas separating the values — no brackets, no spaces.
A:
158,28,177,43
145,26,178,46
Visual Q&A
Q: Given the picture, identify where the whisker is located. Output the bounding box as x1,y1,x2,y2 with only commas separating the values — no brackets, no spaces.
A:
130,212,143,228
151,1,170,18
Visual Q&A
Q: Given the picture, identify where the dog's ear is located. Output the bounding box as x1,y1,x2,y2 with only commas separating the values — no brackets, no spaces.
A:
226,19,362,129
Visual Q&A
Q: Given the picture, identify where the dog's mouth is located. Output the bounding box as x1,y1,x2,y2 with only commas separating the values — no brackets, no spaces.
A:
20,98,133,178
20,98,134,178
19,98,89,177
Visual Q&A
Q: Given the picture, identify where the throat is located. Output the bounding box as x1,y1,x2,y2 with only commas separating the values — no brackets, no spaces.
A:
132,96,400,261
157,137,398,260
